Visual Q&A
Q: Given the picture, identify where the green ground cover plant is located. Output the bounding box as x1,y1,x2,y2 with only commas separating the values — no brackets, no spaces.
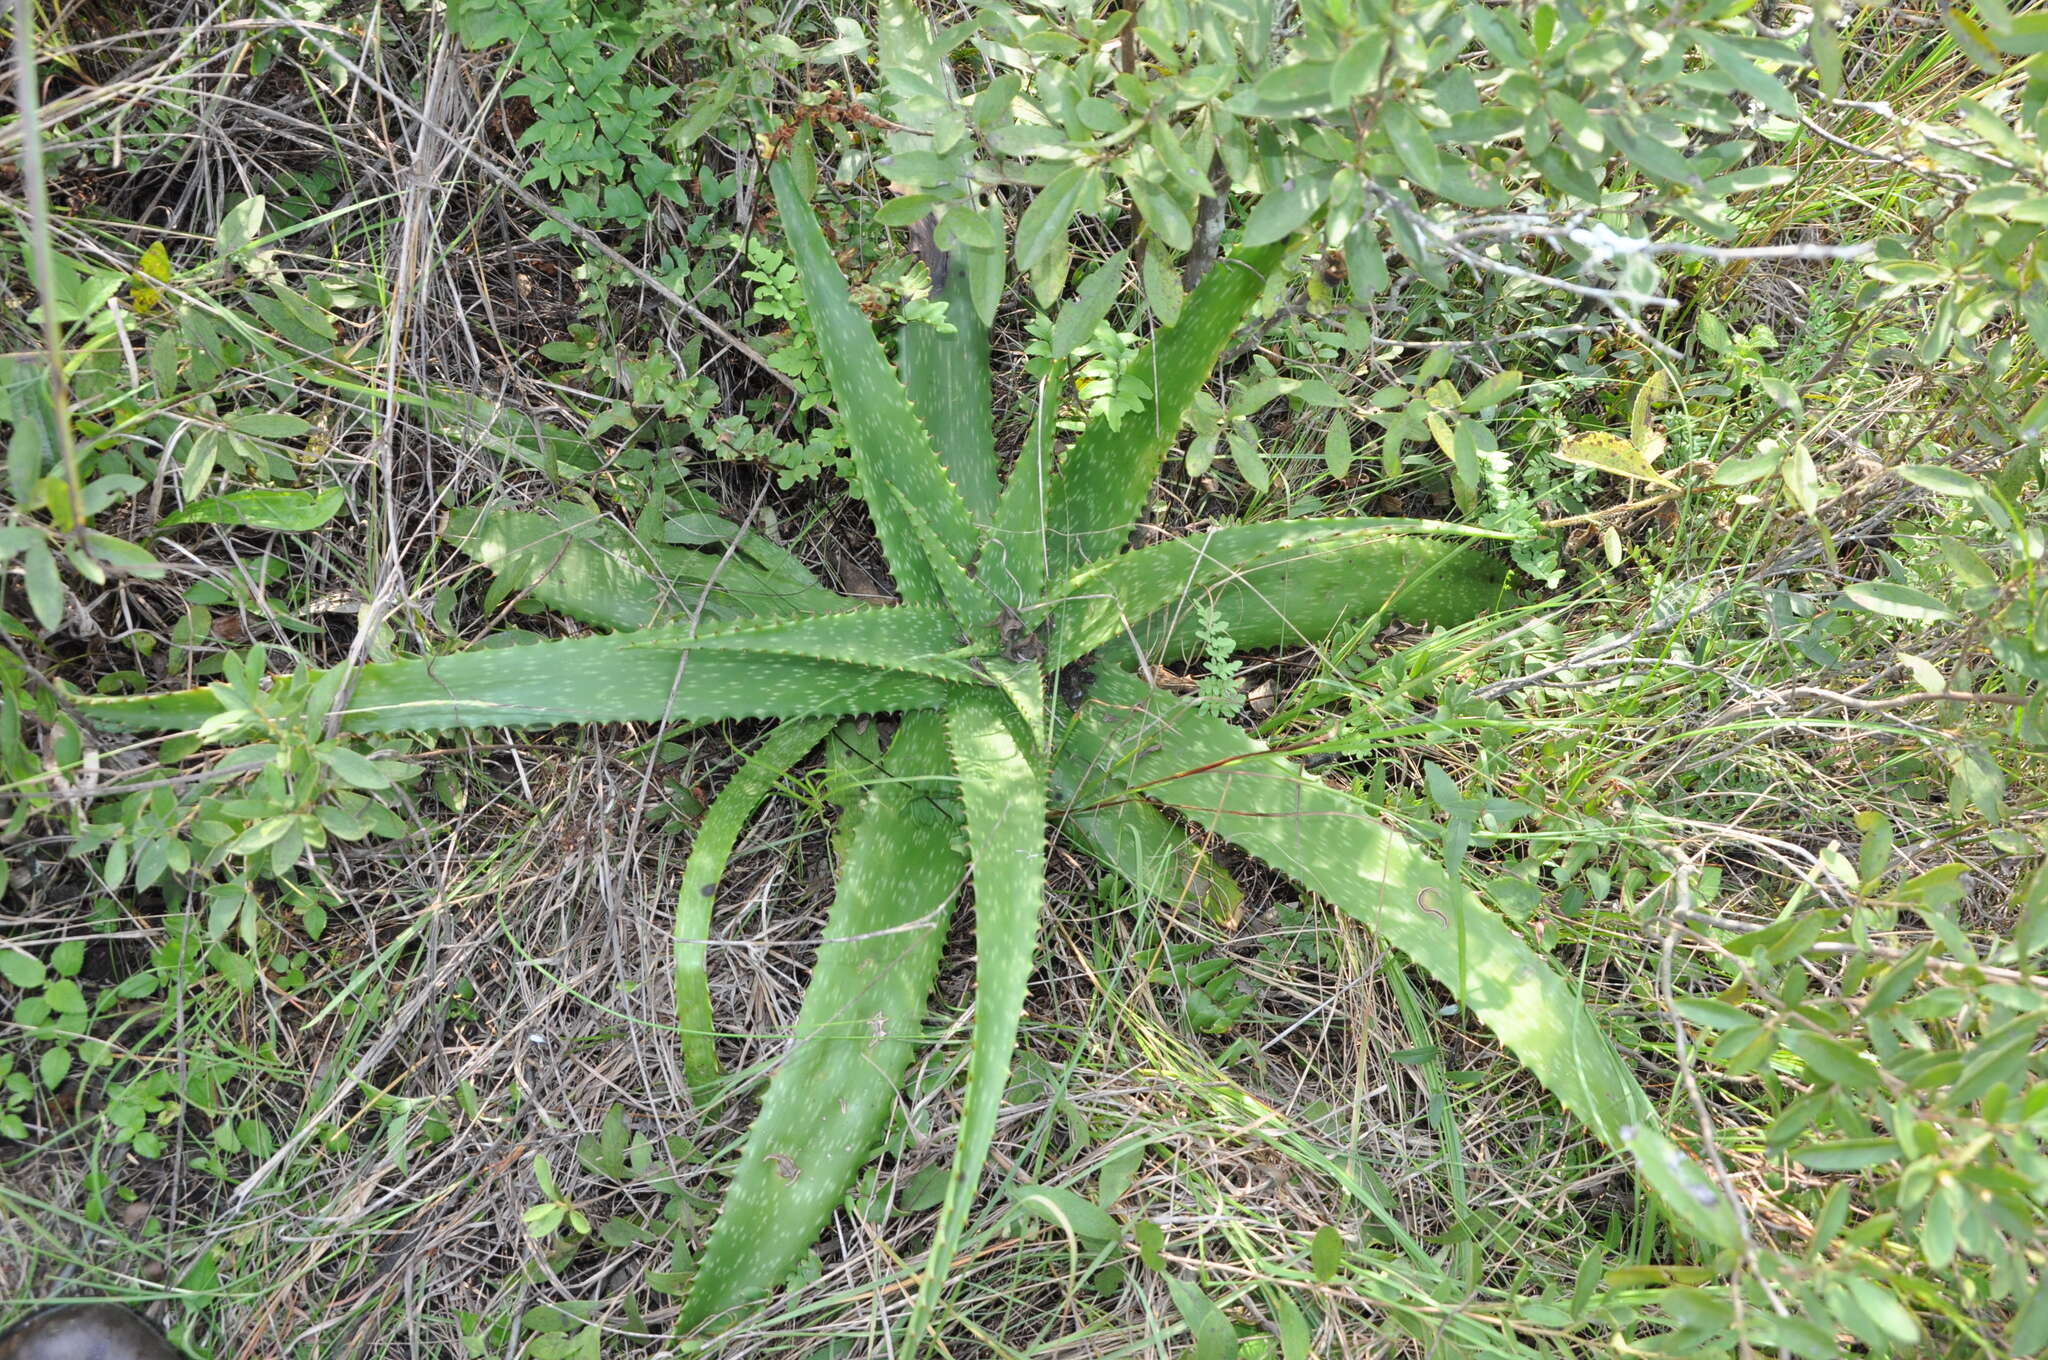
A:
4,2,2048,1358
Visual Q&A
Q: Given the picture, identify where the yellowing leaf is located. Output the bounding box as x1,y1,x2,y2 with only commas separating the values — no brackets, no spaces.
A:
1554,431,1677,488
1631,369,1669,448
130,242,173,312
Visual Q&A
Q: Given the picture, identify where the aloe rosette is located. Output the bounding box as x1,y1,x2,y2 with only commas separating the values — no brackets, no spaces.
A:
79,156,1739,1344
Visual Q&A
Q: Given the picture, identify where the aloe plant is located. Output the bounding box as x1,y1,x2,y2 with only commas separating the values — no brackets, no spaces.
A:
78,162,1743,1338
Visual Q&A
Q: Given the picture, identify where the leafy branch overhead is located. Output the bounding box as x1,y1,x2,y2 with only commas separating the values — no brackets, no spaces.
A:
77,144,1741,1340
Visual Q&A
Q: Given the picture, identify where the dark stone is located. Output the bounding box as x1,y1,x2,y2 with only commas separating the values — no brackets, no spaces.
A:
0,1306,180,1360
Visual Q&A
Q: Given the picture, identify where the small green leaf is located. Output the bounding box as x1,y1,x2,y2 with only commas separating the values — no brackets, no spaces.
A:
159,487,344,532
1791,1138,1902,1172
1051,249,1130,358
1015,164,1093,276
1164,1276,1235,1360
1781,1031,1882,1090
23,545,63,632
1008,1184,1119,1245
225,412,312,440
1241,173,1326,248
40,1045,72,1090
1693,31,1801,119
0,949,45,989
1841,582,1955,623
1134,1219,1166,1271
1310,1224,1343,1282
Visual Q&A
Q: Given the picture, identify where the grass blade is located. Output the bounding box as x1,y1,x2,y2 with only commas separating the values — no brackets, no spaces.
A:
676,715,835,1102
908,688,1049,1345
983,240,1288,605
771,159,983,608
678,711,963,1333
1045,516,1509,666
1066,667,1744,1251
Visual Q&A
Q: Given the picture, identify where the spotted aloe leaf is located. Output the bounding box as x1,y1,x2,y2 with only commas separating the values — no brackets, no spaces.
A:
444,504,846,630
771,160,983,609
677,712,964,1333
907,685,1049,1343
982,240,1291,607
1045,516,1510,667
75,611,968,734
1065,666,1745,1250
877,0,1000,522
1127,531,1518,662
675,715,836,1101
643,604,988,685
1050,743,1242,923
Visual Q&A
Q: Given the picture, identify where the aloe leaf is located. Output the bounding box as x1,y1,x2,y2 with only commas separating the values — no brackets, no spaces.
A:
635,605,989,686
1127,533,1515,662
678,711,963,1334
1045,516,1508,666
676,715,835,1101
887,485,1002,634
1050,744,1243,923
446,504,848,630
770,159,984,607
909,688,1049,1343
77,634,963,735
983,240,1289,606
1066,667,1744,1250
902,265,999,521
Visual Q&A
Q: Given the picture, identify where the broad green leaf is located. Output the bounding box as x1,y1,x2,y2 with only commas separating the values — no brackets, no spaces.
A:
1067,669,1744,1250
1790,1138,1902,1172
1379,103,1444,186
225,412,312,440
1046,516,1507,666
1051,249,1130,357
77,625,965,734
1230,59,1345,117
1015,164,1092,276
1241,173,1327,248
770,160,982,609
909,688,1049,1341
1164,1276,1235,1360
1840,581,1955,623
446,504,845,631
1692,31,1801,120
675,716,834,1100
1006,1184,1120,1244
157,487,343,532
678,713,961,1333
984,241,1288,607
